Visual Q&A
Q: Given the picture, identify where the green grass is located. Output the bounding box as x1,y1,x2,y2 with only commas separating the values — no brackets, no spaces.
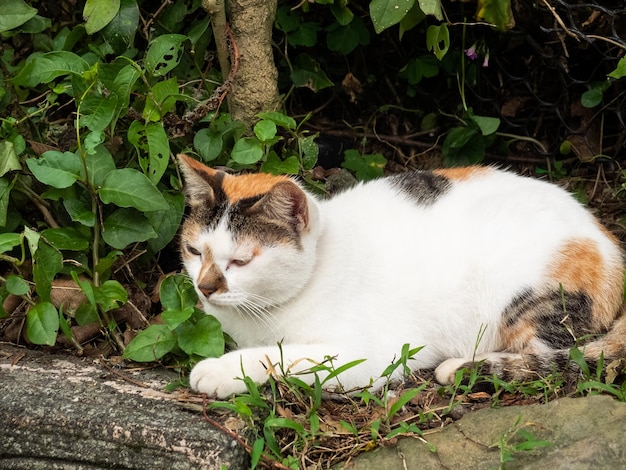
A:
196,344,626,469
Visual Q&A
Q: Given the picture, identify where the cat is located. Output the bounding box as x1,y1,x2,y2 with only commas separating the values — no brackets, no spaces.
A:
177,154,626,398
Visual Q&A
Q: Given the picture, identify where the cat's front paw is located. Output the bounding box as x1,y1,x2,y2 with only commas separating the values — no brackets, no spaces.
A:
434,357,473,384
189,357,249,398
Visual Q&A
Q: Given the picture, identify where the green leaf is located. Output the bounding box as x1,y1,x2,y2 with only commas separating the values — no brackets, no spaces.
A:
330,2,354,25
32,241,63,303
250,438,265,470
63,199,94,227
145,191,185,253
399,3,426,37
0,140,23,176
85,145,116,187
23,227,40,258
608,56,626,79
581,88,603,108
342,150,386,181
0,0,38,33
290,54,333,92
94,280,128,312
58,307,73,341
102,0,139,54
143,77,179,121
162,306,194,330
26,151,83,189
84,0,121,34
193,127,224,162
399,56,440,85
183,325,222,364
470,115,500,136
128,121,171,184
417,0,443,20
326,17,370,55
388,387,422,418
253,120,277,142
78,89,118,132
299,135,319,170
6,274,29,296
257,112,297,130
42,227,90,251
102,208,158,249
145,34,187,77
160,274,198,311
12,51,89,88
26,302,59,346
0,177,13,226
442,127,486,166
100,168,168,211
261,153,300,175
232,137,264,165
370,0,415,34
123,324,177,361
75,302,99,325
426,24,450,60
110,63,141,120
288,22,320,47
476,0,515,31
143,122,170,184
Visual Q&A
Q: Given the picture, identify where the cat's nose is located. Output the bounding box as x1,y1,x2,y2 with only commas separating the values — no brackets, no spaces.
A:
198,283,219,298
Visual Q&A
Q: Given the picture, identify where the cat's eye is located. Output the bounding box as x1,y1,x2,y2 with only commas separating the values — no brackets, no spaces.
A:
229,257,251,267
186,244,201,256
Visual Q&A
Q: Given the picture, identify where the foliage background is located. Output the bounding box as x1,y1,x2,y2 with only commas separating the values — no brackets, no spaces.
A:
0,0,625,360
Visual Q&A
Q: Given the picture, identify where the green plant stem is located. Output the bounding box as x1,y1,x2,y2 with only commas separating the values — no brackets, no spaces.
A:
495,132,548,153
458,21,468,112
203,0,231,82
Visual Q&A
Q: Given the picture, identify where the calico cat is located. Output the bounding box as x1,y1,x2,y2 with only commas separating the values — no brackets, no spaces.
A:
177,154,625,398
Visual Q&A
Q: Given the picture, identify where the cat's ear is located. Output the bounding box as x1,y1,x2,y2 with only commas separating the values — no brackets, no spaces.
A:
252,181,310,232
177,154,221,206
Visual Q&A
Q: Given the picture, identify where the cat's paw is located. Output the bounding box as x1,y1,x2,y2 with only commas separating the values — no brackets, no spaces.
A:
434,357,473,384
189,357,249,398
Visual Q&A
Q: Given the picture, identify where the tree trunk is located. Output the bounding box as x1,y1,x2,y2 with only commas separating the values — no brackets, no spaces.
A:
0,344,249,469
204,0,280,128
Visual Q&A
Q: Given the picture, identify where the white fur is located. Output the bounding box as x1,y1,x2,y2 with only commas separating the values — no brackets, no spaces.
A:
186,169,623,398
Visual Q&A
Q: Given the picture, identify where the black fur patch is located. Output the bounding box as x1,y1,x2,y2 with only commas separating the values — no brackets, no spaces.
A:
228,196,300,248
389,171,451,206
503,288,596,349
186,171,229,231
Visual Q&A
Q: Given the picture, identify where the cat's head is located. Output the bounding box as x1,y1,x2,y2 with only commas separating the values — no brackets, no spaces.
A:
178,154,320,312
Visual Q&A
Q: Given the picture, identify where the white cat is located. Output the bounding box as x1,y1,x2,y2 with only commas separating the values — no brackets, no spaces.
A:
178,155,625,398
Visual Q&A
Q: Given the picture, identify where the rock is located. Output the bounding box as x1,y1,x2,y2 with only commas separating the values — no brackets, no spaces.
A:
0,344,249,469
4,342,626,470
341,394,626,469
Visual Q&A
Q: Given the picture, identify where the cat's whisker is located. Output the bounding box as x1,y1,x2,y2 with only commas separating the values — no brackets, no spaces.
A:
239,294,279,330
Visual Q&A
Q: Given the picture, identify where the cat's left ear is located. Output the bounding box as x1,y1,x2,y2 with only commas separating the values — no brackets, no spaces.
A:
255,181,310,232
177,154,219,206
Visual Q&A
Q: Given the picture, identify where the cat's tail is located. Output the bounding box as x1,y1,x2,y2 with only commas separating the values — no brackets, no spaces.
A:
435,304,626,384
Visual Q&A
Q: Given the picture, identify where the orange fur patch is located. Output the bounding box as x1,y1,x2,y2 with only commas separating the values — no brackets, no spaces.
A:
549,238,623,328
549,238,603,295
432,166,491,181
178,154,289,203
221,173,291,203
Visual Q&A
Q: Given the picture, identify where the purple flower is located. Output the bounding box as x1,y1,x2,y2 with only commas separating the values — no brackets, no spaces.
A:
465,43,478,60
482,51,490,68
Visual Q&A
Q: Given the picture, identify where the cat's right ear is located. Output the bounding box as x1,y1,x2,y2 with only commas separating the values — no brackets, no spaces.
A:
177,154,221,206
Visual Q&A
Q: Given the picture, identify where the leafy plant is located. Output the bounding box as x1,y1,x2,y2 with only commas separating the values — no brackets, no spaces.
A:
341,149,387,181
194,112,319,174
492,415,551,470
0,1,320,352
209,343,428,468
123,274,224,365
